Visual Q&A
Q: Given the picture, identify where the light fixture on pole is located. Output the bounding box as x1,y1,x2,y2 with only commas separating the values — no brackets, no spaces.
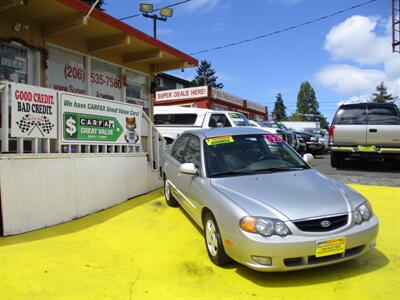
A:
139,2,173,39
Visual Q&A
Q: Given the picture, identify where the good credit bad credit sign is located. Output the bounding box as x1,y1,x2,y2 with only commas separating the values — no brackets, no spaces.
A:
11,83,58,138
60,93,142,145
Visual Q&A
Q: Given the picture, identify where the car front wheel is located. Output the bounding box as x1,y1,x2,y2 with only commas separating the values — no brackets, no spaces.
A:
164,178,179,207
203,211,232,266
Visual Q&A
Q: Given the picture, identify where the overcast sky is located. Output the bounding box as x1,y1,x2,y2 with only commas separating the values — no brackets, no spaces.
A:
105,0,399,121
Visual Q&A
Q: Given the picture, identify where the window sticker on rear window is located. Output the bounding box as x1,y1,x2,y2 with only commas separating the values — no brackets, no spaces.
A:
205,136,234,146
263,134,283,143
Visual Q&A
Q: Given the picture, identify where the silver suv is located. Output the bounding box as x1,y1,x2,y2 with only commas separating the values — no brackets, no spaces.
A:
330,103,400,167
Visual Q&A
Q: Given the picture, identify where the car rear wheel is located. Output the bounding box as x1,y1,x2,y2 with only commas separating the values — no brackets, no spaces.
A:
203,211,232,266
331,152,343,168
164,178,179,207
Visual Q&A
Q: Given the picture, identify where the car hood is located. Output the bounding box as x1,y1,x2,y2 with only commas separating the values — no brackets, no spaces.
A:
211,169,353,221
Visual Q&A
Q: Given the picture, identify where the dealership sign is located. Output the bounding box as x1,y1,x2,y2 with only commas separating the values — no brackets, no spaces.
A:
60,93,142,145
11,82,58,138
156,86,208,102
211,88,244,106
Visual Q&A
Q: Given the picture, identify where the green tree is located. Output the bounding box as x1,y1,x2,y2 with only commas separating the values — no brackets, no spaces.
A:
272,93,287,121
295,81,319,121
371,82,394,103
192,60,224,89
318,115,330,130
82,0,105,10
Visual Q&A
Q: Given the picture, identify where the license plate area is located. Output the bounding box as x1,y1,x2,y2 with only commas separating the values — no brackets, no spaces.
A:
316,237,346,258
358,145,376,152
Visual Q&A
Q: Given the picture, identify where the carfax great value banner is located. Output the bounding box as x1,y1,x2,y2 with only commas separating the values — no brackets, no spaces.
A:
10,82,58,139
60,93,142,145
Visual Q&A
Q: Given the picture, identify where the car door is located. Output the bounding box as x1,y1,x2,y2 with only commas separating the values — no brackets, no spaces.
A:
366,104,400,147
165,134,191,203
176,135,206,222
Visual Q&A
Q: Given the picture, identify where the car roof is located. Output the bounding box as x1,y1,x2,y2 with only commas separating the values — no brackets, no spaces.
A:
183,127,268,139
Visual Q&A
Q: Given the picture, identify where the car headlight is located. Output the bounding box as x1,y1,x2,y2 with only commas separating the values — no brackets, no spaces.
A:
240,217,291,237
354,202,372,224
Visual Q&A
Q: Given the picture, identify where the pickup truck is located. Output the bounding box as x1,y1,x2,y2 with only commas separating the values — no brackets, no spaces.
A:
329,102,400,167
154,106,251,144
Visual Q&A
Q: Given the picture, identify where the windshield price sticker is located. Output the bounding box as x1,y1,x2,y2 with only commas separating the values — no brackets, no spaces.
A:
263,134,283,143
206,136,234,146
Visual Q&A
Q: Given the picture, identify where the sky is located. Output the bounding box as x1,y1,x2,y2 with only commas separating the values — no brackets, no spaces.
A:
103,0,400,122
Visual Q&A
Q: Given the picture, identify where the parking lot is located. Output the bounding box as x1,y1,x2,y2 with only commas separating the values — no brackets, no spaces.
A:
313,154,400,187
1,185,399,300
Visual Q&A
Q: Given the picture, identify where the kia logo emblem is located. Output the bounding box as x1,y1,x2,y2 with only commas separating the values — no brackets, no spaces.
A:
320,220,331,228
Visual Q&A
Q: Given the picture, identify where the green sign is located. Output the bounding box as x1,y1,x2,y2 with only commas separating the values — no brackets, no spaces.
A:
63,112,123,142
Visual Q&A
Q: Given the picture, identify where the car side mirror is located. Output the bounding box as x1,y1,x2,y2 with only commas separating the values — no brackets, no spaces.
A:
179,163,198,175
303,153,314,164
216,122,224,128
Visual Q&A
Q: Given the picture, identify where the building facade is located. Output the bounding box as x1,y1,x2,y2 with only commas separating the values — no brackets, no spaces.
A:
0,0,197,235
155,74,268,121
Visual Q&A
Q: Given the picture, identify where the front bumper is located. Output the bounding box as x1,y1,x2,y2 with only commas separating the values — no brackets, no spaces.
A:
223,215,378,272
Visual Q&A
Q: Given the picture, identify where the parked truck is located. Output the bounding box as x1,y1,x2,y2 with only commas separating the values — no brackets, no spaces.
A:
154,106,250,144
329,102,400,167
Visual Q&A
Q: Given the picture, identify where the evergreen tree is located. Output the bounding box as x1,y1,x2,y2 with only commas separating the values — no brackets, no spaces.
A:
192,60,224,89
371,82,394,103
295,81,319,121
82,0,105,10
272,93,287,121
317,115,330,130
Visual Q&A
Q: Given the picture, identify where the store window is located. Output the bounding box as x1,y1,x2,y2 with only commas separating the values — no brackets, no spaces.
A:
91,59,122,101
47,45,86,94
126,69,149,113
0,43,29,83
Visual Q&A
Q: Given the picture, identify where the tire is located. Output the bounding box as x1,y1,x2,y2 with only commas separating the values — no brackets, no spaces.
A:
331,152,342,168
203,211,232,266
164,177,179,207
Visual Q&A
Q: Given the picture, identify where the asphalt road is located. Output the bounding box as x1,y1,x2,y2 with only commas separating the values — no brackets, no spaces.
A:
313,153,400,187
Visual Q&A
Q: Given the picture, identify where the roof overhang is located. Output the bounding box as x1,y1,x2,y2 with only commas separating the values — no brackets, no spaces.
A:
1,0,198,72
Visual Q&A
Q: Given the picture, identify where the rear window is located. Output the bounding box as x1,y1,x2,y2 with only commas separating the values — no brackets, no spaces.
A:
367,104,400,125
334,104,367,125
154,113,197,125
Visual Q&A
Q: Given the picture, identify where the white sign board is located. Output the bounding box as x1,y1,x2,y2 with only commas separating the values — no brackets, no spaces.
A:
10,82,58,138
60,93,142,145
156,86,208,102
211,88,244,106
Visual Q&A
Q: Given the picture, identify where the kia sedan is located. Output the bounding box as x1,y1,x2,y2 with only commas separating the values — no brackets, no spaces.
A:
162,127,378,271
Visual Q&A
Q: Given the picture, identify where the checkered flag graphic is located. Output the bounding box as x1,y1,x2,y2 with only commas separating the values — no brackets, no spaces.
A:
37,116,54,135
16,114,35,133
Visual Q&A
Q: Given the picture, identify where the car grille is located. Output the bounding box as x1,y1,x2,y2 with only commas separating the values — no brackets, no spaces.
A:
293,214,348,232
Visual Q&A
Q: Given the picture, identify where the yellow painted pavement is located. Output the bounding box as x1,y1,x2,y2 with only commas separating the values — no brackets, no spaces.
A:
0,185,399,300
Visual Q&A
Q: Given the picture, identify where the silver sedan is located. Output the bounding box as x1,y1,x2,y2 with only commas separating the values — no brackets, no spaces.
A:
162,127,378,271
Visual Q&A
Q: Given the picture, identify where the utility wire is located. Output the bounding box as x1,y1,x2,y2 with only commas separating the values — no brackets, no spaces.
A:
119,0,194,21
189,0,379,55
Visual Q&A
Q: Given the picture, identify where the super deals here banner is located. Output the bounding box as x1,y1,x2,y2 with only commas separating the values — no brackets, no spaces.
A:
60,93,142,145
11,82,58,139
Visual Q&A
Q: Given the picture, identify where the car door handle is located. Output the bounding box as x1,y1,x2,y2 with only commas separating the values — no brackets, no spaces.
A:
369,129,378,133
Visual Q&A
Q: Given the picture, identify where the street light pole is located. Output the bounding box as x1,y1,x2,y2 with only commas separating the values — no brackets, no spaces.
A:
140,3,173,39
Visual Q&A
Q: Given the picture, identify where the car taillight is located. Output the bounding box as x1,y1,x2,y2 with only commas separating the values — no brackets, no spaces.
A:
329,125,335,139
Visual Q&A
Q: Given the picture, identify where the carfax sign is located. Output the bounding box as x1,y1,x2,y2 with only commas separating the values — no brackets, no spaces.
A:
60,93,142,145
10,82,58,139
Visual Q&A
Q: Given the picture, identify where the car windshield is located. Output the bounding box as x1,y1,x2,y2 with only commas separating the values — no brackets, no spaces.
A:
277,123,289,130
204,134,309,177
256,121,279,128
228,113,250,126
